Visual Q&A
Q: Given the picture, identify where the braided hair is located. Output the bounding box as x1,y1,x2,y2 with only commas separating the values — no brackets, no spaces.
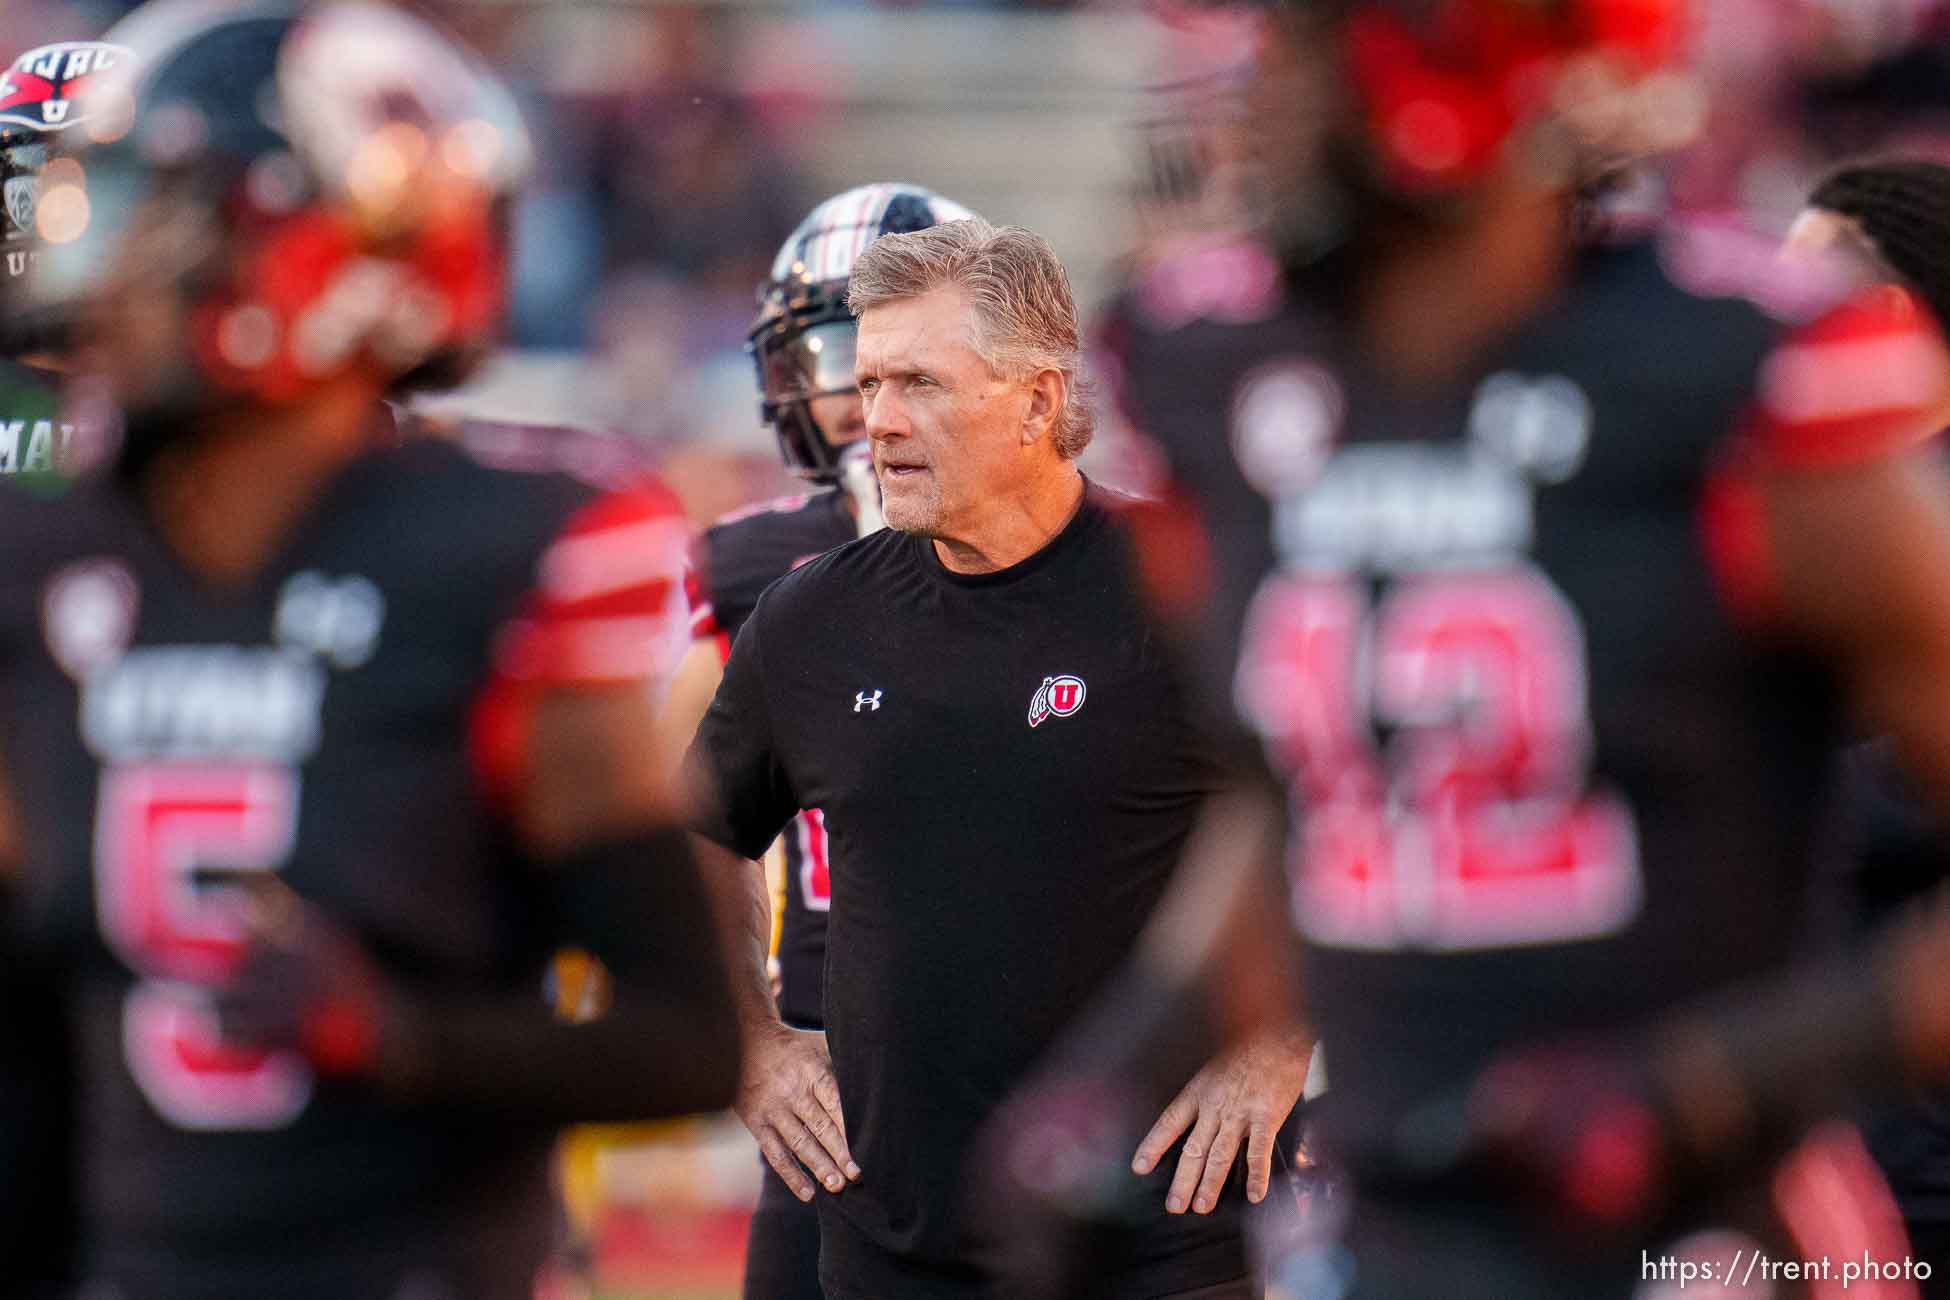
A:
1809,161,1950,328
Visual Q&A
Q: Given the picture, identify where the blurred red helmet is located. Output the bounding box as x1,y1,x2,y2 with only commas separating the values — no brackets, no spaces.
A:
35,0,531,411
1318,0,1693,194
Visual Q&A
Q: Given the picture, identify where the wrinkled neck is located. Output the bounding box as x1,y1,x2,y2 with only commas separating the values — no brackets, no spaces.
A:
931,463,1085,575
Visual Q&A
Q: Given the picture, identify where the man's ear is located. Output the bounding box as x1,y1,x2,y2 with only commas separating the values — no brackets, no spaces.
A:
1023,367,1066,446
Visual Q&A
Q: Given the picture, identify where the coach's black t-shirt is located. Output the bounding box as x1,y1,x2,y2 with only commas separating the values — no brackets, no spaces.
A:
689,485,1244,1299
688,489,857,1030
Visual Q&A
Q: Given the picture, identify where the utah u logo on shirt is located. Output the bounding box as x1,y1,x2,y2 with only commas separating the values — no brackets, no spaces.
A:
1027,675,1086,728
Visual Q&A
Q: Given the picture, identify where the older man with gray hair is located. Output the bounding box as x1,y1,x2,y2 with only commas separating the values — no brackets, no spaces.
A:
686,219,1309,1299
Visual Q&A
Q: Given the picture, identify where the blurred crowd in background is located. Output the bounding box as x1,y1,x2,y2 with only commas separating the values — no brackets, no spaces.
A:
6,0,1280,532
9,1,1950,1295
1,0,1226,532
13,0,1942,527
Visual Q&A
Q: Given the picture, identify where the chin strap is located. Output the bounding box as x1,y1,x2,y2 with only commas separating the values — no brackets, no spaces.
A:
839,441,885,538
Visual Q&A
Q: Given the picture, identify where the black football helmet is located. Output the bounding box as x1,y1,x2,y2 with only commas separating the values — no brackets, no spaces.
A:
749,183,978,481
32,0,529,441
0,40,130,354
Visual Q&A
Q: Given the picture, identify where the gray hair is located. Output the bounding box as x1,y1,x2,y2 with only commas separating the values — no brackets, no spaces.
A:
847,218,1095,459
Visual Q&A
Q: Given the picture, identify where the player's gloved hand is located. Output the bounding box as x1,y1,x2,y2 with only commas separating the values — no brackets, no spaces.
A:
1444,1042,1676,1234
210,880,396,1080
736,1019,858,1201
1435,939,1932,1239
1132,1025,1313,1215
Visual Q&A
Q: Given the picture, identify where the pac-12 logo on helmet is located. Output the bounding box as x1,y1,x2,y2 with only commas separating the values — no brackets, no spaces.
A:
1027,675,1087,728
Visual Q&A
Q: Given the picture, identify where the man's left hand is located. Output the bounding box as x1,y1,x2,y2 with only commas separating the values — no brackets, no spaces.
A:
1131,1027,1312,1214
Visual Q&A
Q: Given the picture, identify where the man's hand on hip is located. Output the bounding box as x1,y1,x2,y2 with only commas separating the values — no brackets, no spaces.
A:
1132,1026,1312,1214
738,1020,859,1201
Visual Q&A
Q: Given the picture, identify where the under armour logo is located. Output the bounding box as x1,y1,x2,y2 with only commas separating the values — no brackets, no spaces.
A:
854,690,883,713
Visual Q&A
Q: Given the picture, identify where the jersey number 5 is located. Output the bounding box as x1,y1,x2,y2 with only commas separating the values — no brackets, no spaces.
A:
1237,567,1641,952
95,764,311,1130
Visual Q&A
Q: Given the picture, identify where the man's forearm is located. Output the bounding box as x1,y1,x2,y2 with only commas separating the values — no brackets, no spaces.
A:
692,833,780,1034
1653,890,1950,1165
368,826,742,1121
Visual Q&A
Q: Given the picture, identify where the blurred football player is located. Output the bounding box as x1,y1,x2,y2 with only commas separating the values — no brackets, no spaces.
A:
1788,157,1950,1300
989,2,1950,1297
658,181,978,1300
0,5,738,1298
0,36,128,1299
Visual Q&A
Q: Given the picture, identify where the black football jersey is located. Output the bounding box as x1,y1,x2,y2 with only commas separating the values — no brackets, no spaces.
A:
688,488,855,1029
0,886,72,1293
1113,235,1942,1172
0,416,689,1298
1833,742,1950,1225
0,334,81,1297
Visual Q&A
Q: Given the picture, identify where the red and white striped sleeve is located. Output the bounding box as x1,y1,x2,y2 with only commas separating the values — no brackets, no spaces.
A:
492,478,693,688
685,558,721,642
1702,287,1950,623
1744,285,1950,470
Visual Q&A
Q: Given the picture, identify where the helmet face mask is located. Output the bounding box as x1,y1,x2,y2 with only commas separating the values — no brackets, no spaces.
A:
761,319,858,405
753,309,860,479
749,182,977,482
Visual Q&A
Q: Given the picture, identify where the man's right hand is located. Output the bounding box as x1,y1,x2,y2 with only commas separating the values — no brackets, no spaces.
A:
738,1020,859,1201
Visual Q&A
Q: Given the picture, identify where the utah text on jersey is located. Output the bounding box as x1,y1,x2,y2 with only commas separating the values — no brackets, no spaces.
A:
50,562,382,765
